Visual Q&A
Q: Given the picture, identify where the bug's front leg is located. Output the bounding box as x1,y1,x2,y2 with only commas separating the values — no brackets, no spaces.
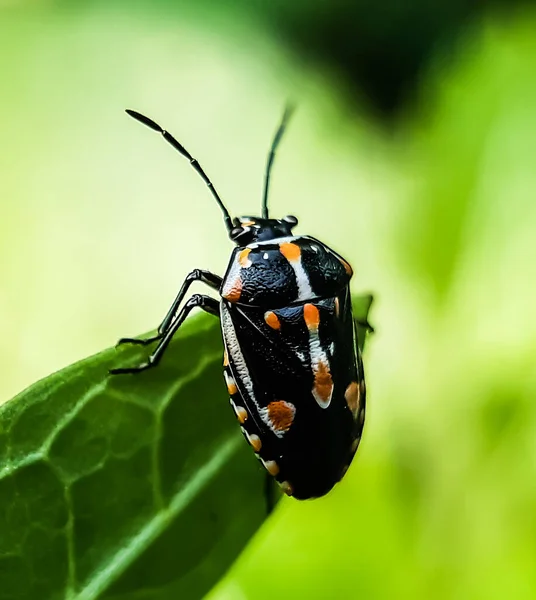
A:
115,269,222,346
110,294,220,375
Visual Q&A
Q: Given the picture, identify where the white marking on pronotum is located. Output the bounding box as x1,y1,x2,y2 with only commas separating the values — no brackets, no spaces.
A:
263,252,269,260
291,257,314,301
247,235,303,250
278,240,314,301
221,303,260,411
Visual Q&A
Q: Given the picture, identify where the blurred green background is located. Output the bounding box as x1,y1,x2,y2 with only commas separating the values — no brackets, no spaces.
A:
2,0,536,598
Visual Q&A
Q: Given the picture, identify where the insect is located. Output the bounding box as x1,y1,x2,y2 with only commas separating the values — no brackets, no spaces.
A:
111,106,373,499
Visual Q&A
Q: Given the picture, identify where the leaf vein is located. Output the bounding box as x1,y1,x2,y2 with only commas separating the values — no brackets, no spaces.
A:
74,434,242,600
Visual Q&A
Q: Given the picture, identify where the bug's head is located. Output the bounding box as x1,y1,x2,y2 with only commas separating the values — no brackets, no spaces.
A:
229,215,298,245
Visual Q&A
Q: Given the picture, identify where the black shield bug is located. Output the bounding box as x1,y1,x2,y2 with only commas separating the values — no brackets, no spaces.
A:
111,106,373,499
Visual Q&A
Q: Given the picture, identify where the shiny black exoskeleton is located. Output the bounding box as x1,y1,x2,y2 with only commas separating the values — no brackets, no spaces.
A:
111,107,373,499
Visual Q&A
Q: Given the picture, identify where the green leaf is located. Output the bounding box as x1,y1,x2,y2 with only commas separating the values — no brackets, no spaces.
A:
0,316,278,600
0,296,373,600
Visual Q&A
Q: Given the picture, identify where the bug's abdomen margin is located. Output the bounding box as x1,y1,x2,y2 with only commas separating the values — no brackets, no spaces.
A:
220,289,366,500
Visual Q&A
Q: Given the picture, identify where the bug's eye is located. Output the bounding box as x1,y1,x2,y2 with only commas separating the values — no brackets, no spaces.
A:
230,226,254,244
283,215,298,226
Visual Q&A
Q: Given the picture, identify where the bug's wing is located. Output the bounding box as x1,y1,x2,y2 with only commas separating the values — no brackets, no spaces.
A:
221,288,365,499
221,300,309,433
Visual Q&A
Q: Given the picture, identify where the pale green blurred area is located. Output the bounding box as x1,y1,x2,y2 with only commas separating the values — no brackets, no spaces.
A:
1,3,536,600
0,5,386,403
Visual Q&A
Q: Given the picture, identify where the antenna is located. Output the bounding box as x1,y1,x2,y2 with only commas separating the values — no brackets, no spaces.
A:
262,104,295,219
125,109,233,232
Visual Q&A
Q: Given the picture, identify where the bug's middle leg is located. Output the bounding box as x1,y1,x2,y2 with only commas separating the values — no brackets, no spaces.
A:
116,269,222,346
110,294,220,374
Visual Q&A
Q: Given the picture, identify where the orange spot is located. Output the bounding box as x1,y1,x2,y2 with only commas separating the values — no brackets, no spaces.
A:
264,311,281,330
223,350,229,367
351,437,361,454
223,277,242,302
225,372,238,395
240,219,256,227
340,258,353,277
304,303,320,330
279,242,301,262
334,297,340,317
279,481,293,496
236,406,248,424
249,434,262,452
238,248,252,267
314,361,333,404
345,381,360,416
266,401,295,432
263,459,280,476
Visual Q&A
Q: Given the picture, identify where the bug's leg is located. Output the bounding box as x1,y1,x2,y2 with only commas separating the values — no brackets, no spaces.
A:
116,270,222,346
110,294,219,375
157,271,221,335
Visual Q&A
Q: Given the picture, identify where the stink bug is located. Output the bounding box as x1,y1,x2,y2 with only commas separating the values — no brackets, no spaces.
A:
111,106,373,499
